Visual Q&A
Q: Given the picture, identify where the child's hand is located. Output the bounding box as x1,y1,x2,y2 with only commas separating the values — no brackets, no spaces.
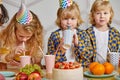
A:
14,45,26,55
8,60,20,66
73,30,78,46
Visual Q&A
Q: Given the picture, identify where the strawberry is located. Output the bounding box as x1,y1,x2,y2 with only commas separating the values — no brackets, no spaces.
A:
69,65,75,69
54,62,62,69
64,65,69,69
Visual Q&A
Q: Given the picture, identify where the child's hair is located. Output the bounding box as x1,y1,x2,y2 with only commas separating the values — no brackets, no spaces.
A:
89,0,114,25
0,4,9,24
0,11,43,55
56,1,83,29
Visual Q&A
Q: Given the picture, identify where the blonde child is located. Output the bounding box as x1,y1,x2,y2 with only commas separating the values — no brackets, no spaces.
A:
0,3,43,67
86,0,120,63
47,0,93,67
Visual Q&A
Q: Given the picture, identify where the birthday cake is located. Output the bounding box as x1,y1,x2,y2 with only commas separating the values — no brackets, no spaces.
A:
53,62,83,80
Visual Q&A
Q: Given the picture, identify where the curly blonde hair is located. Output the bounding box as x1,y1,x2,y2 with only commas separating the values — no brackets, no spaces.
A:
0,11,43,65
89,0,114,25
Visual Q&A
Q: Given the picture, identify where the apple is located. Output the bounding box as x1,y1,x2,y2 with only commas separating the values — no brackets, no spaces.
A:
28,71,41,80
16,72,28,80
0,74,5,80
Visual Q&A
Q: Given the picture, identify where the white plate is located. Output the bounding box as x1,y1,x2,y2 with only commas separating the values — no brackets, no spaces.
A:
0,71,15,77
5,77,15,80
84,71,117,78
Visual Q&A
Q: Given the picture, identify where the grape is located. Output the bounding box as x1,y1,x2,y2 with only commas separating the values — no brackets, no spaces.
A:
20,64,43,76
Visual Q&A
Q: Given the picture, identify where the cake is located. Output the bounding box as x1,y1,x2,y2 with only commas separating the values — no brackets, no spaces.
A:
53,62,83,80
0,62,7,70
53,67,83,80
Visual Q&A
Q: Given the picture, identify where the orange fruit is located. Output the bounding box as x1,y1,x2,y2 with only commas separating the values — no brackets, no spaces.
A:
92,64,105,75
103,62,114,74
89,62,99,72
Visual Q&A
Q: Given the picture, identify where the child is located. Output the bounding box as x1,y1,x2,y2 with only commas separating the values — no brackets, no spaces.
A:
0,3,43,67
0,1,9,29
47,0,93,67
86,0,120,63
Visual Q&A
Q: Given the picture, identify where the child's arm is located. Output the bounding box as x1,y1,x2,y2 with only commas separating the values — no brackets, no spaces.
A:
74,30,93,67
47,32,67,62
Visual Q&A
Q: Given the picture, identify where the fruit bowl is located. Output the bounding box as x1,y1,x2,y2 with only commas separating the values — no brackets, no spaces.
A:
84,70,117,78
16,64,43,80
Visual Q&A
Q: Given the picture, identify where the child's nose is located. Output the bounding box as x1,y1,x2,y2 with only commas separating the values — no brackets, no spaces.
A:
22,38,27,42
67,19,71,24
100,13,105,18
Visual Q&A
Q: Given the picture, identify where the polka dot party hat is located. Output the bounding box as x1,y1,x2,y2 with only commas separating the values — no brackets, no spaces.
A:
16,3,33,24
59,0,73,9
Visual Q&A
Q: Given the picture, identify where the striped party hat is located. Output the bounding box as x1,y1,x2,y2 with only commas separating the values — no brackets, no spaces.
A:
16,3,33,24
59,0,73,9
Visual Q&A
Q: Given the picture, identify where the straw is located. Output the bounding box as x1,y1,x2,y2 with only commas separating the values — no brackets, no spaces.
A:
97,53,106,62
38,46,44,56
22,42,26,56
108,48,111,53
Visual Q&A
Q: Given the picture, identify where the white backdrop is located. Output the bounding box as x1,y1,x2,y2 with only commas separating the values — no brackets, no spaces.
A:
2,0,120,64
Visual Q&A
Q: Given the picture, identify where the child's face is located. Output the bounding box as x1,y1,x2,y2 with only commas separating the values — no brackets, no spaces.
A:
60,17,77,30
93,9,111,27
15,23,33,42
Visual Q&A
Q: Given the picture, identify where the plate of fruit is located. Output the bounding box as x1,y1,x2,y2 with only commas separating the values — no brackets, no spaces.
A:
16,64,43,80
84,71,116,78
84,62,117,78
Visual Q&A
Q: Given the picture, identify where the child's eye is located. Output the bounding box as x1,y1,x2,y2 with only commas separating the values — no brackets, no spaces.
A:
96,12,100,14
71,17,76,20
104,12,108,14
64,18,68,20
19,36,24,38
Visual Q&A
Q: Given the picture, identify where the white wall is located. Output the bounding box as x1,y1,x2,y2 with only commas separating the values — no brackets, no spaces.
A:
2,0,120,64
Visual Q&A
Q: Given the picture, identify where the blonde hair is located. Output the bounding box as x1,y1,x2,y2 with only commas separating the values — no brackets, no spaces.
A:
56,1,83,29
89,0,114,25
0,11,43,63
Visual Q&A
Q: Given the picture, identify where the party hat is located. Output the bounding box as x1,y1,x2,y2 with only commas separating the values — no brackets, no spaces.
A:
59,0,73,9
16,3,33,24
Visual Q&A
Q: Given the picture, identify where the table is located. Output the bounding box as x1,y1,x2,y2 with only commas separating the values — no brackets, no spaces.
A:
6,67,116,80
